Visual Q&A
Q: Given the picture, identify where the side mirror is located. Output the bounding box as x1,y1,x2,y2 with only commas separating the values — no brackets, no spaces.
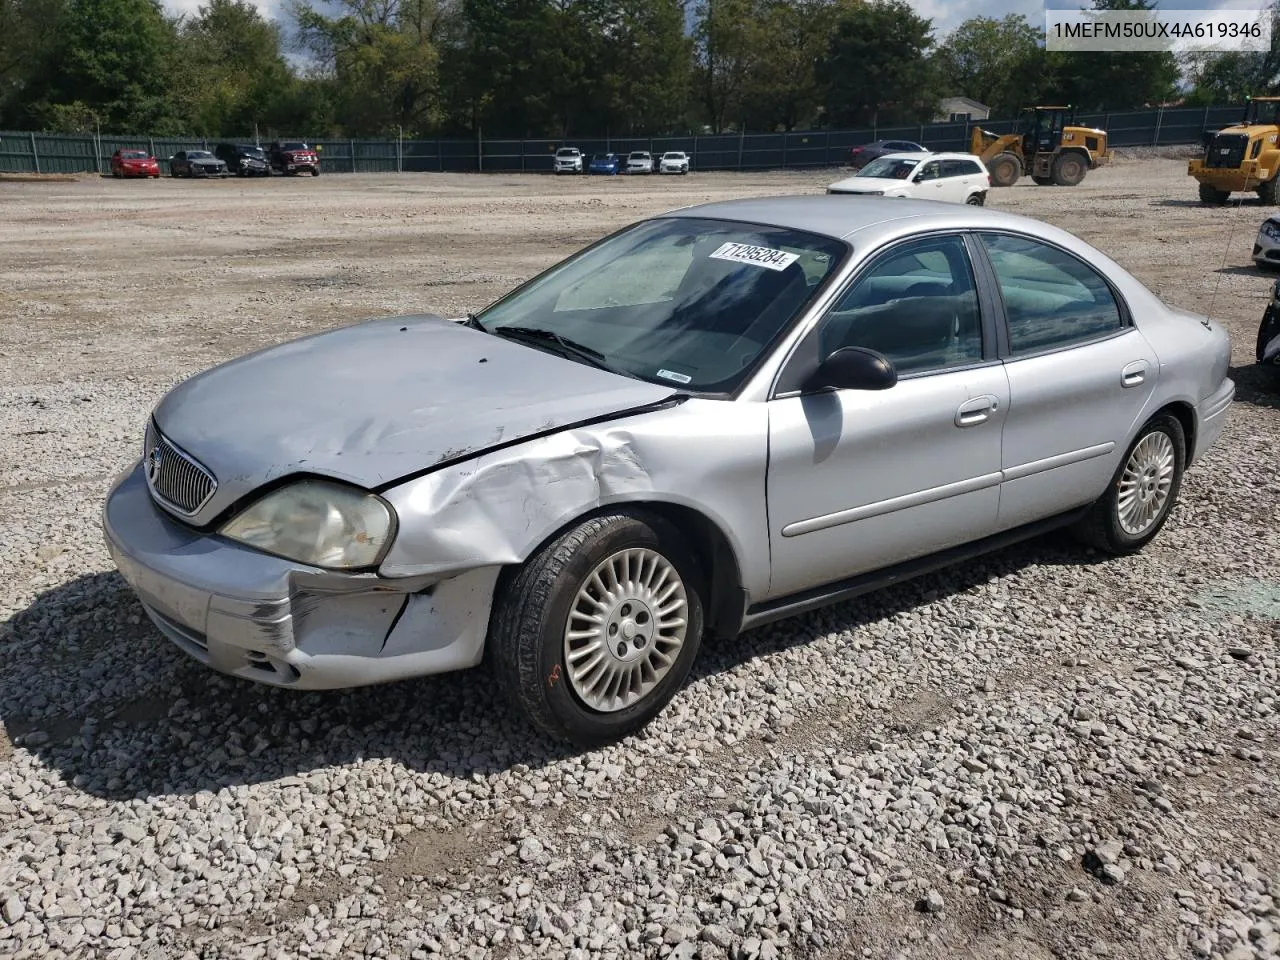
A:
804,347,897,393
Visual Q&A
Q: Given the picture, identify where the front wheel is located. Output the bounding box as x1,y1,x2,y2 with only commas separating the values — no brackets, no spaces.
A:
1073,413,1185,555
988,152,1022,187
966,192,985,206
1199,182,1230,204
489,512,705,747
1259,305,1280,363
311,167,320,177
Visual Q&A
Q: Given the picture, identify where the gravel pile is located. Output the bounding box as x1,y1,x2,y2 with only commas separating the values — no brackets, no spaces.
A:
1,165,1277,959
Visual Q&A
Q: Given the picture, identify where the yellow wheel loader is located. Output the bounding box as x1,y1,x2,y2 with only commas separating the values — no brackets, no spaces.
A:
969,106,1111,188
1189,96,1280,205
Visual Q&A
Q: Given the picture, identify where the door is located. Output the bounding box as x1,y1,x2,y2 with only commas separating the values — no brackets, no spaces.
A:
914,159,953,201
976,232,1160,529
765,234,1009,599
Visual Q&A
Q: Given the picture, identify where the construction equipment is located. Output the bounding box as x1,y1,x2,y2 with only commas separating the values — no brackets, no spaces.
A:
1189,96,1280,205
968,106,1111,188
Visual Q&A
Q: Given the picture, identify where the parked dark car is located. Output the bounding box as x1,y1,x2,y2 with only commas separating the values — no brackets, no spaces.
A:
267,140,321,176
215,143,271,177
168,150,227,178
849,139,928,169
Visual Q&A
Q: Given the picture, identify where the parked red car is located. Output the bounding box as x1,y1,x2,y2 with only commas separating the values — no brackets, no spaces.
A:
110,149,161,179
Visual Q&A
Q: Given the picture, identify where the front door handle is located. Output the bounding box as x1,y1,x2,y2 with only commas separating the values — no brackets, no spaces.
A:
1121,360,1149,388
955,395,999,427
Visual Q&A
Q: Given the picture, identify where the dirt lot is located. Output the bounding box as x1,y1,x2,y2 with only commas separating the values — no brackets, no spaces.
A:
1,161,1278,960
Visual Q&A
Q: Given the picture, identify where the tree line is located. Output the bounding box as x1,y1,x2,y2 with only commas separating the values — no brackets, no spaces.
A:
0,0,1274,140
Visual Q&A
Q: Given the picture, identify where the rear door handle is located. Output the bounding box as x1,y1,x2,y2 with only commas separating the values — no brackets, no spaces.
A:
955,395,999,427
1121,360,1149,388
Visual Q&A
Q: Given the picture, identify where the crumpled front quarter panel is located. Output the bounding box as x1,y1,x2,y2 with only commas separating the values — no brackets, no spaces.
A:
379,399,772,600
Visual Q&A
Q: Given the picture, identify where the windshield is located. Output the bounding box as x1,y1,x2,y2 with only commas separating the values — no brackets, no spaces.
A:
281,142,309,150
187,151,213,159
857,157,920,179
556,149,578,157
240,147,265,158
474,217,845,394
629,152,647,159
663,153,684,160
593,154,614,162
120,150,148,159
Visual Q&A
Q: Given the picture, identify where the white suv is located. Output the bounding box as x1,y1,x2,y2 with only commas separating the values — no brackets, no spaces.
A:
626,151,654,174
553,147,583,175
659,151,690,175
827,152,990,205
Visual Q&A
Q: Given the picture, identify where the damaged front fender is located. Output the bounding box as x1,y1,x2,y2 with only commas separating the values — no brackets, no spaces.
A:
377,398,772,600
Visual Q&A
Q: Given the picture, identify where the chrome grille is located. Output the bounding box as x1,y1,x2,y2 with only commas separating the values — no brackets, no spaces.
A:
144,424,217,516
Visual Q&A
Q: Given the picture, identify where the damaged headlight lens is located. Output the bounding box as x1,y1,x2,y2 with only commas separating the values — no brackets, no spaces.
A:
220,480,394,569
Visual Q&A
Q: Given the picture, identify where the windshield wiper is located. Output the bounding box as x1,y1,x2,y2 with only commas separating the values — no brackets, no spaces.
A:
488,325,616,372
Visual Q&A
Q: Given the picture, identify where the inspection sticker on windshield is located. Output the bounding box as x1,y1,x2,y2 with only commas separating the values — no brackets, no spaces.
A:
656,369,693,384
709,241,799,272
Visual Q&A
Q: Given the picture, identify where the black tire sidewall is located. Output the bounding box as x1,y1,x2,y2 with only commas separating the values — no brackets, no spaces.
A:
516,514,705,746
1099,415,1186,551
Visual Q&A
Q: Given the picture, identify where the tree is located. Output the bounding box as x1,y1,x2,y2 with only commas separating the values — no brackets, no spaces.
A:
1049,0,1178,110
178,0,294,136
818,0,938,128
33,0,181,132
1183,2,1280,104
0,0,69,127
294,0,448,136
934,15,1048,118
693,0,756,132
743,0,845,131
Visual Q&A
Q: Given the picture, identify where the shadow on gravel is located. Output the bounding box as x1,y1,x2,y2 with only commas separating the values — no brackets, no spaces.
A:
1231,362,1280,410
1150,198,1266,208
1214,265,1272,278
0,530,1105,801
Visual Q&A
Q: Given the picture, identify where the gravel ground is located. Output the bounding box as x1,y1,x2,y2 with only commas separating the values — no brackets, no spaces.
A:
1,160,1278,960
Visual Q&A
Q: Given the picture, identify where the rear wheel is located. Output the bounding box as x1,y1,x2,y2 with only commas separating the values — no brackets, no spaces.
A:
489,511,705,747
1199,182,1230,204
1257,177,1280,204
1052,152,1087,186
1073,413,1185,555
988,152,1022,187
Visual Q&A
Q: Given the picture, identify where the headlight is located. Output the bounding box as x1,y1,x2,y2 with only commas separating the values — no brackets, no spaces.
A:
220,479,395,569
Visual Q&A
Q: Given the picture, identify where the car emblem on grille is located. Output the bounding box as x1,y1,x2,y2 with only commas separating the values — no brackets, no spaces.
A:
146,445,163,484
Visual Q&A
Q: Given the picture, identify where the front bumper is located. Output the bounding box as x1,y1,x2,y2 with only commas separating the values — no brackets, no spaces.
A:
103,463,499,689
1253,225,1280,265
1192,378,1235,464
1189,158,1272,193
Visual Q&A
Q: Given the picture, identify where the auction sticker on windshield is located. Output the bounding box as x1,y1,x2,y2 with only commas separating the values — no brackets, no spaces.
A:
709,242,800,271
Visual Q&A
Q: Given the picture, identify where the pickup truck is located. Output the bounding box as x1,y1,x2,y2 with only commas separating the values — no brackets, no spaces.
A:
268,141,321,176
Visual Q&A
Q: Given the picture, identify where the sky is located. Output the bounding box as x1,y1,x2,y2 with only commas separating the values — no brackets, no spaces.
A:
158,0,1267,42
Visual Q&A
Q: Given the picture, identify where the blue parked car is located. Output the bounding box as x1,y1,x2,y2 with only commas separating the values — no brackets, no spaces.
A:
588,153,621,175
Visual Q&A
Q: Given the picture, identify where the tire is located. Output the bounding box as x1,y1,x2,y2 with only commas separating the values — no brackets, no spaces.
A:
1073,413,1185,555
1052,152,1087,187
1259,305,1280,363
1258,177,1280,204
1199,182,1230,204
966,192,985,206
1032,175,1054,186
988,152,1022,187
489,511,706,747
311,167,320,177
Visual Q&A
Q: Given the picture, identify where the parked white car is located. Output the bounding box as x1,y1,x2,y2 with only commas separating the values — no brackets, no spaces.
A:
554,147,583,175
626,151,654,174
659,151,690,175
828,152,990,206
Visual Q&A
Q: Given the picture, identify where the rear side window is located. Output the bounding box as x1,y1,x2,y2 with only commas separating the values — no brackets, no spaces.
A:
940,159,981,177
979,234,1124,354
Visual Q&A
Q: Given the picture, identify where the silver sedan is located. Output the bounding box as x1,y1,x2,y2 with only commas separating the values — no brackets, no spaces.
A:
104,197,1235,746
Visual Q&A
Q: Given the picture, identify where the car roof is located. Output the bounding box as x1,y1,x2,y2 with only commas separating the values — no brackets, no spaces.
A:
654,194,1041,242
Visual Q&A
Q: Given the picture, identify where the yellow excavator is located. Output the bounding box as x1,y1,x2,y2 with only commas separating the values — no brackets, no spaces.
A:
1189,96,1280,204
969,105,1111,188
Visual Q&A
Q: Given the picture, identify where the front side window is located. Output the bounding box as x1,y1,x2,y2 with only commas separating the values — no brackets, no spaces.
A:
818,235,983,375
858,157,920,179
916,161,942,181
476,217,846,393
978,233,1124,353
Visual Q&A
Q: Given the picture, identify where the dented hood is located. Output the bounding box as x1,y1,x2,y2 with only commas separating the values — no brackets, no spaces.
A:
152,314,676,522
